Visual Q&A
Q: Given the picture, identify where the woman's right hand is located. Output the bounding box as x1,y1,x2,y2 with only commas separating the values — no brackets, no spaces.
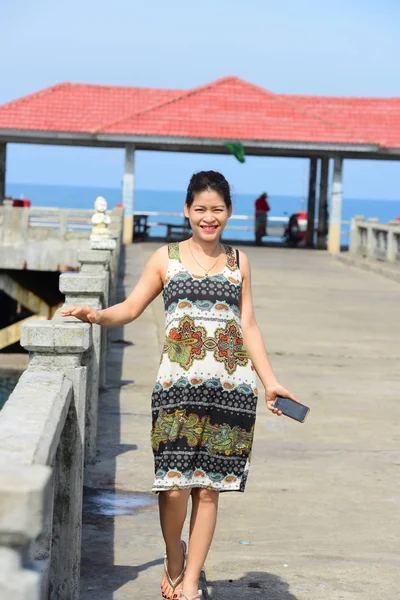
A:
60,306,101,324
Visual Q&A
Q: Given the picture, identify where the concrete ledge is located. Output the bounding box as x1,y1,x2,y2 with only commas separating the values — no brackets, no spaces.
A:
77,249,111,266
90,239,116,250
0,464,52,546
0,239,90,271
0,370,72,465
0,548,41,600
21,321,91,354
59,273,107,295
336,253,400,283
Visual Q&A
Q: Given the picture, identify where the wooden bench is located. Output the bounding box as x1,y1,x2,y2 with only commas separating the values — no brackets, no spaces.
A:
133,214,150,240
165,220,191,242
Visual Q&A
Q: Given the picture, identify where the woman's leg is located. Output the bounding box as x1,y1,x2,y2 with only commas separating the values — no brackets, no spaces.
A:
182,488,219,597
159,489,192,599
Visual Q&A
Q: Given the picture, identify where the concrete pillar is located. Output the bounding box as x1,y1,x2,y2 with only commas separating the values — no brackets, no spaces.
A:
109,206,124,307
316,157,329,250
0,464,51,600
20,320,91,600
122,145,135,244
0,545,42,600
0,204,29,244
58,272,107,463
0,143,6,205
78,249,111,390
327,157,344,254
305,158,318,247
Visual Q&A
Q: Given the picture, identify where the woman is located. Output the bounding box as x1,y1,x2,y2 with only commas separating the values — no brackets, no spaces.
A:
61,171,297,600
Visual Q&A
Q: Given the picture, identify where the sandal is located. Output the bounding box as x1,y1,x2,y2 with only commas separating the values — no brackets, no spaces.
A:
180,592,202,600
162,540,188,599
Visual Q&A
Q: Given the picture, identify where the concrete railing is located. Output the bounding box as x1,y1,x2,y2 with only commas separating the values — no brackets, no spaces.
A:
349,216,400,264
0,215,123,599
0,205,122,243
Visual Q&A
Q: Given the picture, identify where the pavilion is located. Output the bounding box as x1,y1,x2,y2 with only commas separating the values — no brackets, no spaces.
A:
0,75,399,251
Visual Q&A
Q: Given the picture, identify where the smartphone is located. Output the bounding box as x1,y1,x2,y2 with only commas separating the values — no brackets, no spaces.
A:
273,396,310,423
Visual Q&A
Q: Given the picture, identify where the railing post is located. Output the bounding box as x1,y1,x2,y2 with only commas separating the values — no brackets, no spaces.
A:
20,320,91,600
78,249,111,301
58,272,107,464
20,208,30,239
1,204,26,243
349,215,364,254
387,221,400,263
0,464,52,600
77,249,112,390
59,210,68,239
366,218,379,259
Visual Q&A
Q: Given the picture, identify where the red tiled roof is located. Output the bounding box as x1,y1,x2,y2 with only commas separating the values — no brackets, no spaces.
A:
283,94,400,148
0,76,399,149
98,77,374,145
0,82,182,133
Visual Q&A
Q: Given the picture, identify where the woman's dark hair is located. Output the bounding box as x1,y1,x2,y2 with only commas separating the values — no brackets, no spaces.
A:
185,171,232,208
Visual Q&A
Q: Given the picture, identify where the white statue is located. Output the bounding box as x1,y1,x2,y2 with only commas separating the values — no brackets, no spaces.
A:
90,196,112,241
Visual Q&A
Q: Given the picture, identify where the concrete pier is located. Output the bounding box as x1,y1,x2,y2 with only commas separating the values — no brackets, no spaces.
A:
0,212,123,600
80,242,400,600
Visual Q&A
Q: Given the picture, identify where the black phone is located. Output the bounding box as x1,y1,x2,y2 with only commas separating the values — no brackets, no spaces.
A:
273,396,310,423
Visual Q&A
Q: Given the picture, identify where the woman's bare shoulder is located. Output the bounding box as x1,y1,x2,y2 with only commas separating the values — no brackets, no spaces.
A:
147,244,169,279
152,244,169,259
237,249,250,271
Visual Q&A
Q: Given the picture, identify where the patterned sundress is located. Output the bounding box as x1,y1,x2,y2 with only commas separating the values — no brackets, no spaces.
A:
151,242,258,493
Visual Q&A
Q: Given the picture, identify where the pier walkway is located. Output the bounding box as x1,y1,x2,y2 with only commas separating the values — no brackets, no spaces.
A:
81,242,400,600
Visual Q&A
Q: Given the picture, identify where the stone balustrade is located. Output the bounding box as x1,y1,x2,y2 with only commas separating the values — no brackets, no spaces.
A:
349,216,400,264
0,205,123,243
0,210,123,599
0,205,123,271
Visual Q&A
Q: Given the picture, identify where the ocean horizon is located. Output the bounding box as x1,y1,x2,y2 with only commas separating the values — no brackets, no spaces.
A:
6,181,400,244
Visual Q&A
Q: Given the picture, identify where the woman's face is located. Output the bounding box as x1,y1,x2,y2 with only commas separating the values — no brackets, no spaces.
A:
184,189,232,242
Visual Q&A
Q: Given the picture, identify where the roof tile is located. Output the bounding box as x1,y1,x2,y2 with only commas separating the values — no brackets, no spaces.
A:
0,76,399,148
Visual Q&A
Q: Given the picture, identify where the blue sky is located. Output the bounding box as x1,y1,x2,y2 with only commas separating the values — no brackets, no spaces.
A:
2,0,400,199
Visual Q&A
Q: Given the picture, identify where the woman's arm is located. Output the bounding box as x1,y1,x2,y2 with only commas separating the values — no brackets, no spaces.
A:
238,251,297,414
61,245,168,327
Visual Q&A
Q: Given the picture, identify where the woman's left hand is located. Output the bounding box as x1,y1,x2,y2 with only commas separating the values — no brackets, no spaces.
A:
265,383,298,416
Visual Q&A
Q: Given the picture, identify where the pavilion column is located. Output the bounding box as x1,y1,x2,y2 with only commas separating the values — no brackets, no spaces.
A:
305,157,318,247
327,157,344,253
0,143,6,205
122,144,135,244
316,157,329,250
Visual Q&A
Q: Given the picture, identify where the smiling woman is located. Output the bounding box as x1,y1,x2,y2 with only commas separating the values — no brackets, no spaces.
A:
61,169,297,600
179,171,233,278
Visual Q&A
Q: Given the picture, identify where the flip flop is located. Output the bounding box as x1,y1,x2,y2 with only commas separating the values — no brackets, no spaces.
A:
180,592,202,600
161,540,188,599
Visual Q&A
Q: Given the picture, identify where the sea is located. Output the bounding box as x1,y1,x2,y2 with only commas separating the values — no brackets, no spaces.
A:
1,182,400,408
0,370,22,410
6,181,400,243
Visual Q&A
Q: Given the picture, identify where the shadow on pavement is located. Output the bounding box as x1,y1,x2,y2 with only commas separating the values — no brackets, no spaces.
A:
209,571,298,600
80,245,161,598
81,558,163,596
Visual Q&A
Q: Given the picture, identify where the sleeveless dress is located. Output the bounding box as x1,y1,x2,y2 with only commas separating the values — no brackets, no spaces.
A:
151,242,258,493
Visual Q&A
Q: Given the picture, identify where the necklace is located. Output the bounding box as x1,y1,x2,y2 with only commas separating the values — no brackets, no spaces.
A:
189,239,222,277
